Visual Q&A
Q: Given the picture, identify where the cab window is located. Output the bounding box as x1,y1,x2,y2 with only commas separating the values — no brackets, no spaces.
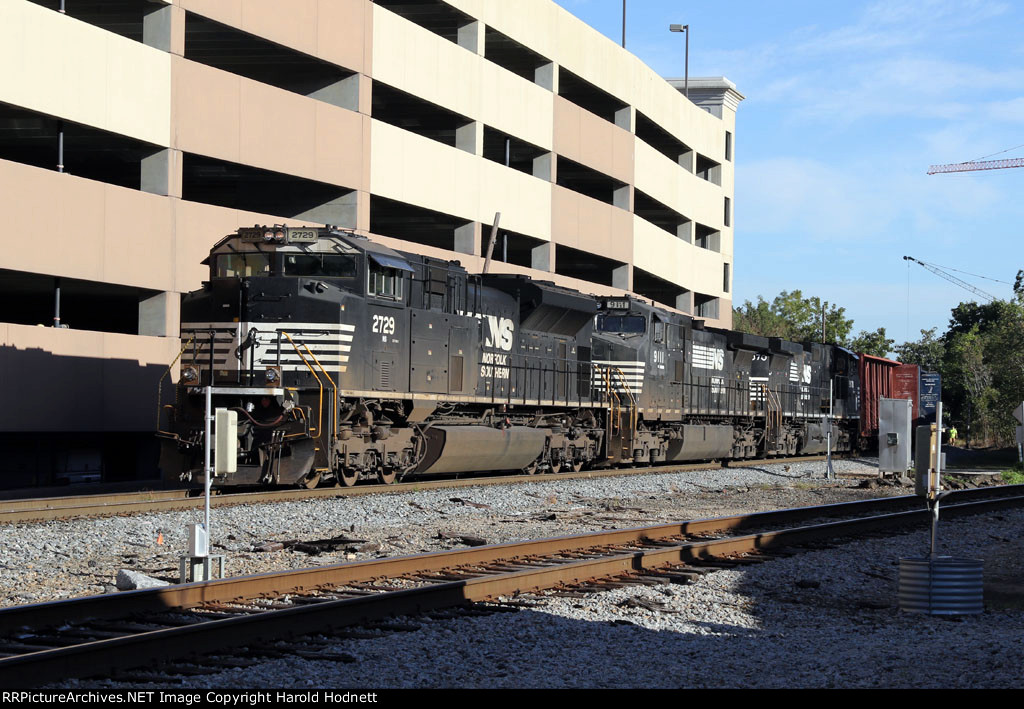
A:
369,264,404,300
214,253,271,278
283,253,357,278
596,314,646,333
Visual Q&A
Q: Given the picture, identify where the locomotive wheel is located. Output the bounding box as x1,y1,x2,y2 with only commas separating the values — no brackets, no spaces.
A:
522,462,539,475
301,472,321,489
377,467,397,485
570,460,585,473
337,468,358,487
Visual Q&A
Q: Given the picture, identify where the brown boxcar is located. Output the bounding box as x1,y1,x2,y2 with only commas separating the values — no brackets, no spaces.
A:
858,353,902,440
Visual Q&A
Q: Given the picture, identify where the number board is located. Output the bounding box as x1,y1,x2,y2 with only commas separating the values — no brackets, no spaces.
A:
238,227,264,243
287,228,319,244
605,299,630,311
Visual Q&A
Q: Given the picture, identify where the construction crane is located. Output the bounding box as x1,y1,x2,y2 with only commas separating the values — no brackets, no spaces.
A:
903,256,997,302
927,157,1024,174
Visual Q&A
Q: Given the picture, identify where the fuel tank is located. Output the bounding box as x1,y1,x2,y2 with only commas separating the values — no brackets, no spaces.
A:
415,425,548,475
664,425,735,461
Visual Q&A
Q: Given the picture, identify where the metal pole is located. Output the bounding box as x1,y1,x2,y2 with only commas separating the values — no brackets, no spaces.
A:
204,385,212,546
930,401,943,557
827,379,835,479
621,0,626,48
53,277,61,328
684,25,689,98
57,122,64,174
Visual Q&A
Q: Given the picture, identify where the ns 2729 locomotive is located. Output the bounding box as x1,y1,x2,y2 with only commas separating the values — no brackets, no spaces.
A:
157,225,861,488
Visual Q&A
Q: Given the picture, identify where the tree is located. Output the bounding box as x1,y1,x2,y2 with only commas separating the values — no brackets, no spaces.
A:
849,327,895,358
894,328,945,373
733,290,853,345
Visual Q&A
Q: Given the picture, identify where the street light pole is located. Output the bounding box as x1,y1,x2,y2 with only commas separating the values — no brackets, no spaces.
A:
621,0,626,48
669,24,689,98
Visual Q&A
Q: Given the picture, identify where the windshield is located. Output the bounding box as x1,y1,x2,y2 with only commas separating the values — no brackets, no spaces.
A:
214,253,271,278
596,314,647,334
283,253,358,278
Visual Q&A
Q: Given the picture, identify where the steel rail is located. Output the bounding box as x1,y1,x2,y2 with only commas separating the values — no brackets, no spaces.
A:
0,490,1021,686
0,455,839,525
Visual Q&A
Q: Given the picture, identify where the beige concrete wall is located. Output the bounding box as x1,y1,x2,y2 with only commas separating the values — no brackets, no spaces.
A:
175,0,372,74
634,140,725,233
370,120,552,241
172,58,367,191
0,159,321,295
0,0,171,147
0,323,182,432
632,216,727,300
371,6,553,152
553,97,633,186
550,187,632,265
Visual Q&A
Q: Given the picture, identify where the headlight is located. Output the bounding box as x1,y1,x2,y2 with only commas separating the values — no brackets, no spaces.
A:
182,366,198,383
265,367,280,384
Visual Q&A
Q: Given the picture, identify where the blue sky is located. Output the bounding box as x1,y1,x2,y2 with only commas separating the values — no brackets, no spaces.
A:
554,0,1024,346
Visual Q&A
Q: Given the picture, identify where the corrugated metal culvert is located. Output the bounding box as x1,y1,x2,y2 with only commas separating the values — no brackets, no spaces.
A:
898,556,984,615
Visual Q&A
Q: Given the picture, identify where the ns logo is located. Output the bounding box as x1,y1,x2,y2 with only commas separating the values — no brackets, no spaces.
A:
459,310,515,352
484,315,515,352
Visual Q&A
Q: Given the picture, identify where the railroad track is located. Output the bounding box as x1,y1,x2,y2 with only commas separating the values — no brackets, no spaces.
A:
1,485,1021,687
0,455,841,524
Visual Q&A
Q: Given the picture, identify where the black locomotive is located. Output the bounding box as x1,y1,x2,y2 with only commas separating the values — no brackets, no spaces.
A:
158,225,860,488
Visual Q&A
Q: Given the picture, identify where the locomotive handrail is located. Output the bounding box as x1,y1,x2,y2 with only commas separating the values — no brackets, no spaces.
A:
156,335,194,433
298,342,339,450
279,331,326,453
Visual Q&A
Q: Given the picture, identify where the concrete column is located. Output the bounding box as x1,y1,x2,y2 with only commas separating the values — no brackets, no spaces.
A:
139,292,180,338
535,62,558,92
141,148,182,198
532,152,555,182
308,73,362,112
678,148,694,174
456,121,483,156
612,264,632,292
614,106,635,133
454,222,481,257
530,242,553,272
458,21,485,54
676,220,693,244
675,291,692,314
613,185,632,212
295,190,361,228
143,4,184,55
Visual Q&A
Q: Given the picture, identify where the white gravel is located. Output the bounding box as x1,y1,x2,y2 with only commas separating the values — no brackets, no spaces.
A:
0,458,891,605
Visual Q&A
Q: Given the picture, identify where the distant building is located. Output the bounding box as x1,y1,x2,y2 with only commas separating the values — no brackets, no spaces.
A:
0,0,742,485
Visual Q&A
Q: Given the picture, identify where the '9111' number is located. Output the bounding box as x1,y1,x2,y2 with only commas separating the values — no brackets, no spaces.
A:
372,314,396,334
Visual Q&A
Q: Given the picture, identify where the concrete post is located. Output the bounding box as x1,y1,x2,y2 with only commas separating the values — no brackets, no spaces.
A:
531,242,553,272
533,153,555,182
141,149,182,198
458,21,484,55
308,73,362,112
612,264,632,292
294,190,361,228
139,292,180,338
454,222,481,256
614,106,635,133
535,63,558,92
456,121,483,156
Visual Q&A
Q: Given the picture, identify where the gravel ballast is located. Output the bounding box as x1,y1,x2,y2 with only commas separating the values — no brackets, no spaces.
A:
8,457,1024,688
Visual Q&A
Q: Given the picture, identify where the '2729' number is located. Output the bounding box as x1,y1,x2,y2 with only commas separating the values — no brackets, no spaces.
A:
372,314,396,335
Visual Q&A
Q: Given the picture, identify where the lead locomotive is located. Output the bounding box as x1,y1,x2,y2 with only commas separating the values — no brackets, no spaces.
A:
158,226,860,488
